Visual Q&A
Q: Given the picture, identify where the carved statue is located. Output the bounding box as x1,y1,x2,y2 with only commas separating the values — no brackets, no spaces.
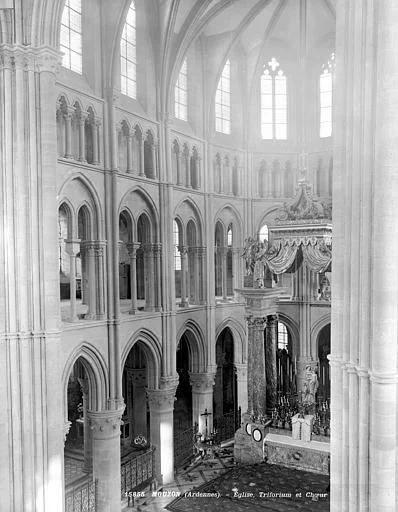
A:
242,237,269,276
302,366,319,407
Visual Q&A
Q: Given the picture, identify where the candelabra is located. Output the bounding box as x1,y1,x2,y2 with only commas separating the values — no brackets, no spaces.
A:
270,393,331,436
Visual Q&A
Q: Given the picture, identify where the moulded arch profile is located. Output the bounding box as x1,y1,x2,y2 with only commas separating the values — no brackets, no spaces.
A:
214,204,243,248
77,202,94,240
186,219,197,247
58,200,74,238
62,343,109,421
121,328,162,390
57,173,104,239
176,320,206,373
173,197,204,245
256,204,284,234
119,209,134,243
119,186,159,242
215,220,225,246
173,216,184,246
276,314,300,357
311,314,331,357
215,318,247,365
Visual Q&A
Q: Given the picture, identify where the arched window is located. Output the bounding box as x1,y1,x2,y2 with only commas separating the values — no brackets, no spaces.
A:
60,0,82,74
173,220,181,271
277,322,288,350
215,60,231,134
175,58,188,121
120,1,137,99
226,224,233,296
259,224,268,244
173,220,182,300
261,58,287,140
320,53,335,138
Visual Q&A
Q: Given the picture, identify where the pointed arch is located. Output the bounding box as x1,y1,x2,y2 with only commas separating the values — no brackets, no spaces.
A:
62,343,109,421
215,318,247,364
176,320,206,373
121,329,162,389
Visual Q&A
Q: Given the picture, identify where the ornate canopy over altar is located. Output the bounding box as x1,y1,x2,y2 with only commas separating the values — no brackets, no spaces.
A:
243,181,332,282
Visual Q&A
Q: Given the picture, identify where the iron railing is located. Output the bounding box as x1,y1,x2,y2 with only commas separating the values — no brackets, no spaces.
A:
120,447,155,498
65,476,97,512
214,407,241,444
174,423,198,468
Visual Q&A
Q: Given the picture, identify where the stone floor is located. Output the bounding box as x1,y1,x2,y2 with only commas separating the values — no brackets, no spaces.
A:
64,454,85,485
121,448,329,512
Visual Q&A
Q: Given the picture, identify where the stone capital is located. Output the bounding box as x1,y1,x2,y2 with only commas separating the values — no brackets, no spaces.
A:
88,408,124,439
246,316,266,330
189,371,216,392
235,363,248,380
35,47,62,75
127,368,147,386
81,240,106,256
266,314,278,327
146,387,176,413
178,245,188,256
64,239,81,256
126,241,141,257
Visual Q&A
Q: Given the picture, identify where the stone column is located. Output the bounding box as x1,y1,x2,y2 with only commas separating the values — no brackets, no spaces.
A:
82,241,96,320
88,408,124,512
63,107,74,159
139,136,145,176
197,246,206,304
94,241,106,320
92,118,100,165
370,3,398,511
77,111,87,162
189,372,216,437
147,387,176,485
151,142,158,179
129,369,148,439
143,244,155,311
265,315,278,412
126,242,140,314
153,243,162,311
221,247,228,300
178,245,188,307
235,364,248,414
126,134,133,173
192,247,200,304
185,153,191,188
176,150,182,185
246,317,267,417
65,239,81,322
196,156,201,190
232,248,240,298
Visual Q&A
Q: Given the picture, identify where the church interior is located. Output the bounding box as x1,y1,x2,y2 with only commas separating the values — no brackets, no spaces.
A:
0,0,396,511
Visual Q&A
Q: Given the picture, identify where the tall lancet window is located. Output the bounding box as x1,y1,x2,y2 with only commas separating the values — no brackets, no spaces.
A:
215,59,231,134
60,0,82,73
261,57,287,140
320,52,335,138
120,1,137,98
175,58,188,121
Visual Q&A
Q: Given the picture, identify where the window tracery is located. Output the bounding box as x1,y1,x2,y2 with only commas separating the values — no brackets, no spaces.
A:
261,57,287,140
320,53,335,138
60,0,82,74
121,2,137,99
215,60,231,134
175,58,188,121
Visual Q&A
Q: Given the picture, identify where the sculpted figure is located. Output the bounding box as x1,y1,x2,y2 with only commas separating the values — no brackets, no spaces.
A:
302,366,319,406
